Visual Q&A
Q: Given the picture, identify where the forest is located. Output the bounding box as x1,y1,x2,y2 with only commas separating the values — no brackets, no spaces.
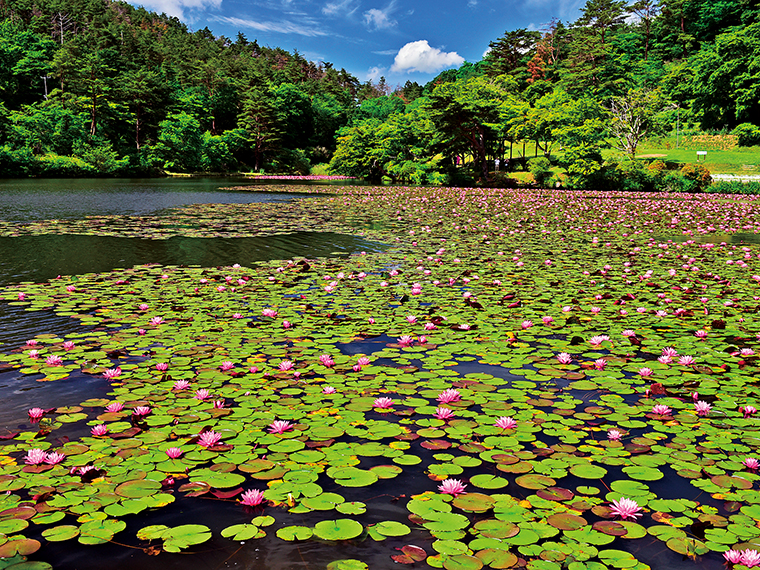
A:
0,0,758,190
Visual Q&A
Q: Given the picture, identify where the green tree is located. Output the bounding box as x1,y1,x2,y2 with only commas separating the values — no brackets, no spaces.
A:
427,75,513,181
484,28,541,84
150,111,203,172
689,23,760,129
273,83,314,150
238,87,282,171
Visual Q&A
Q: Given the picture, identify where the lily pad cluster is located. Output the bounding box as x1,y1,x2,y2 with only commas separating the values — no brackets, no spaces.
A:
2,185,760,569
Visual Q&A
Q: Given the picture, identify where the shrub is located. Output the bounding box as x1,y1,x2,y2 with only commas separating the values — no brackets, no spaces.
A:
528,157,552,186
707,180,760,194
679,163,712,192
609,160,658,192
33,153,98,177
731,123,760,147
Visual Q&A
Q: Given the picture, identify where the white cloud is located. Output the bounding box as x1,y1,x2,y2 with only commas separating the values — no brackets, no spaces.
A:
390,40,464,73
366,66,386,82
211,15,328,36
322,0,358,16
363,1,398,30
132,0,221,19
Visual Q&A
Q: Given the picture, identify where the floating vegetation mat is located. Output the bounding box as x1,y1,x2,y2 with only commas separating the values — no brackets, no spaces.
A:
2,186,760,570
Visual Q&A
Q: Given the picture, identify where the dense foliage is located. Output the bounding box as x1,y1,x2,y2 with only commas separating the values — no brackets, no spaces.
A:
328,0,760,188
0,0,375,176
0,0,758,186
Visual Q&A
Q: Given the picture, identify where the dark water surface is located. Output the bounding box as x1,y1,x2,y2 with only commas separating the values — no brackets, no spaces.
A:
0,176,317,221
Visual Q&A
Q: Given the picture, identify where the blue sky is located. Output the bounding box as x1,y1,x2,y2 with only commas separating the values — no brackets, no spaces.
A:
128,0,586,86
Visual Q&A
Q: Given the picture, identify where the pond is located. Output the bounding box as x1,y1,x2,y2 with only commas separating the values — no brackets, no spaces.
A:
1,182,758,570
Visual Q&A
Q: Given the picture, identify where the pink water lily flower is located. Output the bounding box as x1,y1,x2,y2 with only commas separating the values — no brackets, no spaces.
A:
495,417,516,429
434,407,455,420
219,361,234,371
437,389,461,404
198,430,222,447
438,478,467,497
63,341,75,350
357,356,371,366
678,355,695,365
133,406,151,417
278,360,294,371
724,550,743,564
44,451,65,465
91,425,109,437
607,429,623,441
743,405,758,418
213,400,226,409
521,320,533,329
105,402,124,413
322,386,337,394
240,489,265,507
638,368,653,378
594,359,607,370
173,380,190,390
25,448,47,465
557,353,572,365
609,497,642,520
155,362,169,371
373,397,394,409
694,401,712,416
651,404,672,415
27,350,39,359
742,550,760,567
268,420,294,434
45,355,63,366
166,447,183,459
149,316,164,326
28,408,45,421
103,367,122,380
397,335,414,346
588,335,610,346
743,458,759,471
194,389,211,400
319,354,335,367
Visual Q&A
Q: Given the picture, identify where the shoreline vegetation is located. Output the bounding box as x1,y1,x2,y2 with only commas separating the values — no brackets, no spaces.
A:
1,0,759,190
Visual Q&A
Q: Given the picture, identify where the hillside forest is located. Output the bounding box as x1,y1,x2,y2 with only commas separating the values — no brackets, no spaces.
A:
0,0,758,190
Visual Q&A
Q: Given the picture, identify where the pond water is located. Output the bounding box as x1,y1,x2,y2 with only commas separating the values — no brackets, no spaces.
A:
0,179,734,570
0,176,321,221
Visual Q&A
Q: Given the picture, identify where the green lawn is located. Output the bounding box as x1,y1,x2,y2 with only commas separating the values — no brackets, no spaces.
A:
634,140,760,175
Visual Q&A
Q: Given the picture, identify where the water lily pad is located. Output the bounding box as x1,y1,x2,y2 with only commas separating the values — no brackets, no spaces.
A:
515,474,556,490
276,526,314,541
569,464,607,479
313,519,364,541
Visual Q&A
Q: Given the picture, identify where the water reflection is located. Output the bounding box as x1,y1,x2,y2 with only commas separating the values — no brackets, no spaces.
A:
0,232,385,285
0,177,317,221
